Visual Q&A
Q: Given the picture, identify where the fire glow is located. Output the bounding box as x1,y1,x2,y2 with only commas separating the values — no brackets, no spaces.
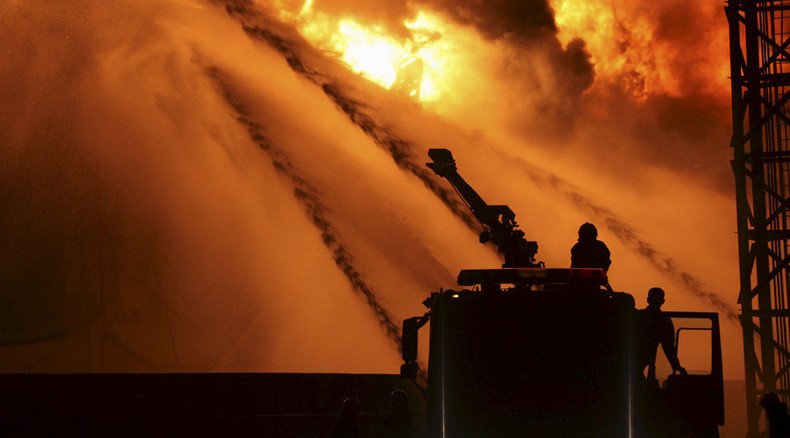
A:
274,0,695,104
0,0,740,386
549,0,664,97
550,0,730,98
276,2,458,102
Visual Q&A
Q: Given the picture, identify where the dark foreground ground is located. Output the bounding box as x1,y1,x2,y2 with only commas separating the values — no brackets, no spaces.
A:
0,374,746,437
0,373,425,436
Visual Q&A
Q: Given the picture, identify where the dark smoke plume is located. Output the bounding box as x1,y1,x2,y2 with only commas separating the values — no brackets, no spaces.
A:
423,0,556,40
296,0,558,41
421,0,595,133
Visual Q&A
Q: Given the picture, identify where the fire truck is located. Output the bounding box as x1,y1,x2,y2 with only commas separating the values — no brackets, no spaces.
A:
400,149,724,437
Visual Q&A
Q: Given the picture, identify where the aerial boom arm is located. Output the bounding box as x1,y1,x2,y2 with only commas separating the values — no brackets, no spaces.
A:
426,149,488,218
427,148,540,268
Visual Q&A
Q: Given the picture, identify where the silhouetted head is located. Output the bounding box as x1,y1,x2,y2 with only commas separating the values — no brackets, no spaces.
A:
759,392,788,417
578,222,598,241
647,287,665,308
389,389,408,411
340,397,361,419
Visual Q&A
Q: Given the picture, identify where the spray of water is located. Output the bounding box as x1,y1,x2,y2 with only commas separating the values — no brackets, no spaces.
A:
0,0,741,378
206,66,404,349
226,3,738,322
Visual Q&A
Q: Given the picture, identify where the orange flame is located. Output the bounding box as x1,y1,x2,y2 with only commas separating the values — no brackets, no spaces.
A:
276,2,460,103
551,0,665,97
550,0,730,98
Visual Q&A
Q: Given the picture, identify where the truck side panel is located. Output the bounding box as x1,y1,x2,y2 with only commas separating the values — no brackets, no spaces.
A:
427,290,634,437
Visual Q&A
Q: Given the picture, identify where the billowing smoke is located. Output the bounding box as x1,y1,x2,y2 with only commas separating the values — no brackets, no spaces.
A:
288,0,557,39
269,0,595,138
1,0,742,379
550,0,732,191
421,0,595,130
290,0,731,189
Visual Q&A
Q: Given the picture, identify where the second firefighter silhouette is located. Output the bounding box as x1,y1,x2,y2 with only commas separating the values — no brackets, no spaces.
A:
571,222,611,272
637,287,687,382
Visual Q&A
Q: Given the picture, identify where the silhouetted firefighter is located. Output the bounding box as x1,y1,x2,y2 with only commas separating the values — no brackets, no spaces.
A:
379,389,413,438
570,222,611,272
636,287,687,383
760,392,790,438
330,397,361,438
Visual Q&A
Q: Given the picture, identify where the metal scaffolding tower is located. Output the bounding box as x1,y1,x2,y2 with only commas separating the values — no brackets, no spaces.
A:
727,0,790,435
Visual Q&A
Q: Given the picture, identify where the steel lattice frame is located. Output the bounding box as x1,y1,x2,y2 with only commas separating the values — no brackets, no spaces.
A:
727,1,790,435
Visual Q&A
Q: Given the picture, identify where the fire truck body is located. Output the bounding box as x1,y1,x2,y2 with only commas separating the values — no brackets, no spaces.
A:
401,149,724,437
425,283,634,437
407,276,724,437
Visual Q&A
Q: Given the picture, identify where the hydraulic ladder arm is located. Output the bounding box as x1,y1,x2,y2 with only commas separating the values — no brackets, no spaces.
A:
426,148,540,268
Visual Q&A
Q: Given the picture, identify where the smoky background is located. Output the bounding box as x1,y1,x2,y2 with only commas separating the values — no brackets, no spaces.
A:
0,0,740,386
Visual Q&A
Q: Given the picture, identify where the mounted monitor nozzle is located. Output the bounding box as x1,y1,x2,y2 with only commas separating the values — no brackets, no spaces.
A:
426,148,540,268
